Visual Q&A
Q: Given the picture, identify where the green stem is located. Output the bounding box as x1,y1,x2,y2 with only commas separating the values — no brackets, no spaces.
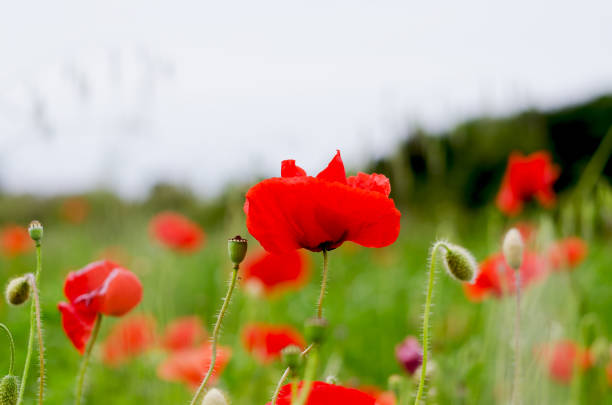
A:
27,274,45,405
189,266,240,405
75,314,102,405
316,250,329,319
17,244,42,405
414,243,443,405
575,125,612,196
271,367,291,405
512,273,521,405
0,323,15,375
294,346,319,405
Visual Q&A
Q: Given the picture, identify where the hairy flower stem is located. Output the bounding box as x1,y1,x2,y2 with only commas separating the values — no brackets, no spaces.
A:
0,323,15,375
75,314,102,405
190,266,240,405
271,367,291,405
26,274,45,405
512,273,522,405
414,242,445,405
18,243,43,405
316,250,329,319
294,346,319,405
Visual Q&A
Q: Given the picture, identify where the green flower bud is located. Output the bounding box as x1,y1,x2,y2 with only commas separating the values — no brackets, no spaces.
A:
201,388,229,405
281,344,302,372
325,375,338,385
0,375,19,405
502,228,524,270
440,243,477,283
5,276,30,306
228,235,248,267
305,317,328,345
28,220,43,244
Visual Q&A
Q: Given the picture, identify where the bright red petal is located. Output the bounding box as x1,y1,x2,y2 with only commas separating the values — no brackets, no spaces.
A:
242,249,310,296
96,269,143,316
281,160,307,177
157,344,232,390
64,260,118,314
316,150,347,184
267,381,376,405
162,316,207,352
347,173,391,196
149,212,205,252
58,302,97,354
242,323,306,363
101,314,157,367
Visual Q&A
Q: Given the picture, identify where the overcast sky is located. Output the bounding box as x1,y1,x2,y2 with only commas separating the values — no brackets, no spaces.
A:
1,1,612,199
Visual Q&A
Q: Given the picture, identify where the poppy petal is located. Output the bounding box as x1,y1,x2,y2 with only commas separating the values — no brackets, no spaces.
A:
58,302,97,354
268,381,376,405
347,173,391,196
316,150,347,184
281,160,307,177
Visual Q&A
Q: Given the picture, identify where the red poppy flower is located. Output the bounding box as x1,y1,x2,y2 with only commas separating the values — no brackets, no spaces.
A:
535,340,594,384
157,344,232,390
58,260,143,353
149,211,205,252
496,151,560,216
242,323,306,364
244,151,401,253
546,237,588,271
464,251,548,301
101,314,157,367
0,225,33,256
161,316,207,352
242,249,310,296
60,196,90,224
267,381,376,405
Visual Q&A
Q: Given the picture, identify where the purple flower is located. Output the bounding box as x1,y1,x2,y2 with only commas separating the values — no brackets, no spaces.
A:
395,336,423,375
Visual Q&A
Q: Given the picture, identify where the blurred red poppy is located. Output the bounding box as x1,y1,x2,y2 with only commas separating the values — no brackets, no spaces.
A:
149,211,205,252
157,344,232,390
546,237,588,271
242,323,306,364
244,150,401,253
242,249,310,296
496,151,560,216
161,316,207,352
535,340,594,384
464,251,548,301
60,196,90,224
58,260,143,353
359,386,396,405
101,314,157,367
267,381,376,405
0,225,33,256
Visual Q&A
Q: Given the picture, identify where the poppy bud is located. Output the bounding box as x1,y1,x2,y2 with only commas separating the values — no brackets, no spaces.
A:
281,344,302,371
305,317,328,345
502,228,524,270
228,235,248,267
440,243,477,283
28,220,43,244
325,375,338,385
0,375,19,405
388,374,403,394
201,388,229,405
5,276,30,306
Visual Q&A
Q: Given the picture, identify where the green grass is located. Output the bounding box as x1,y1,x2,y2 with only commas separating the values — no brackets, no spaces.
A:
0,205,611,405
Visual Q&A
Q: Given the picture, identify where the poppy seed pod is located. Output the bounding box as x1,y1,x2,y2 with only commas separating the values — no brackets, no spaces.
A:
201,388,229,405
503,228,524,270
28,220,43,244
281,344,302,371
441,243,477,283
0,375,19,405
5,276,30,306
305,317,328,344
228,236,248,266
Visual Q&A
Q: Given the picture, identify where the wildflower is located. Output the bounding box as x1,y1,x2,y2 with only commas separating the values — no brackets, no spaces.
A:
464,252,548,301
266,381,376,405
535,340,594,384
359,386,396,405
242,323,306,364
101,314,157,367
0,226,32,257
546,237,588,271
242,249,310,296
150,211,205,252
157,344,232,390
395,336,423,375
496,151,560,216
60,197,89,224
58,260,143,353
244,150,401,253
161,316,207,352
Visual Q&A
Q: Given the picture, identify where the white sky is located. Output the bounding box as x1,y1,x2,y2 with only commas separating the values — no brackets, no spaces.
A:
1,1,612,199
